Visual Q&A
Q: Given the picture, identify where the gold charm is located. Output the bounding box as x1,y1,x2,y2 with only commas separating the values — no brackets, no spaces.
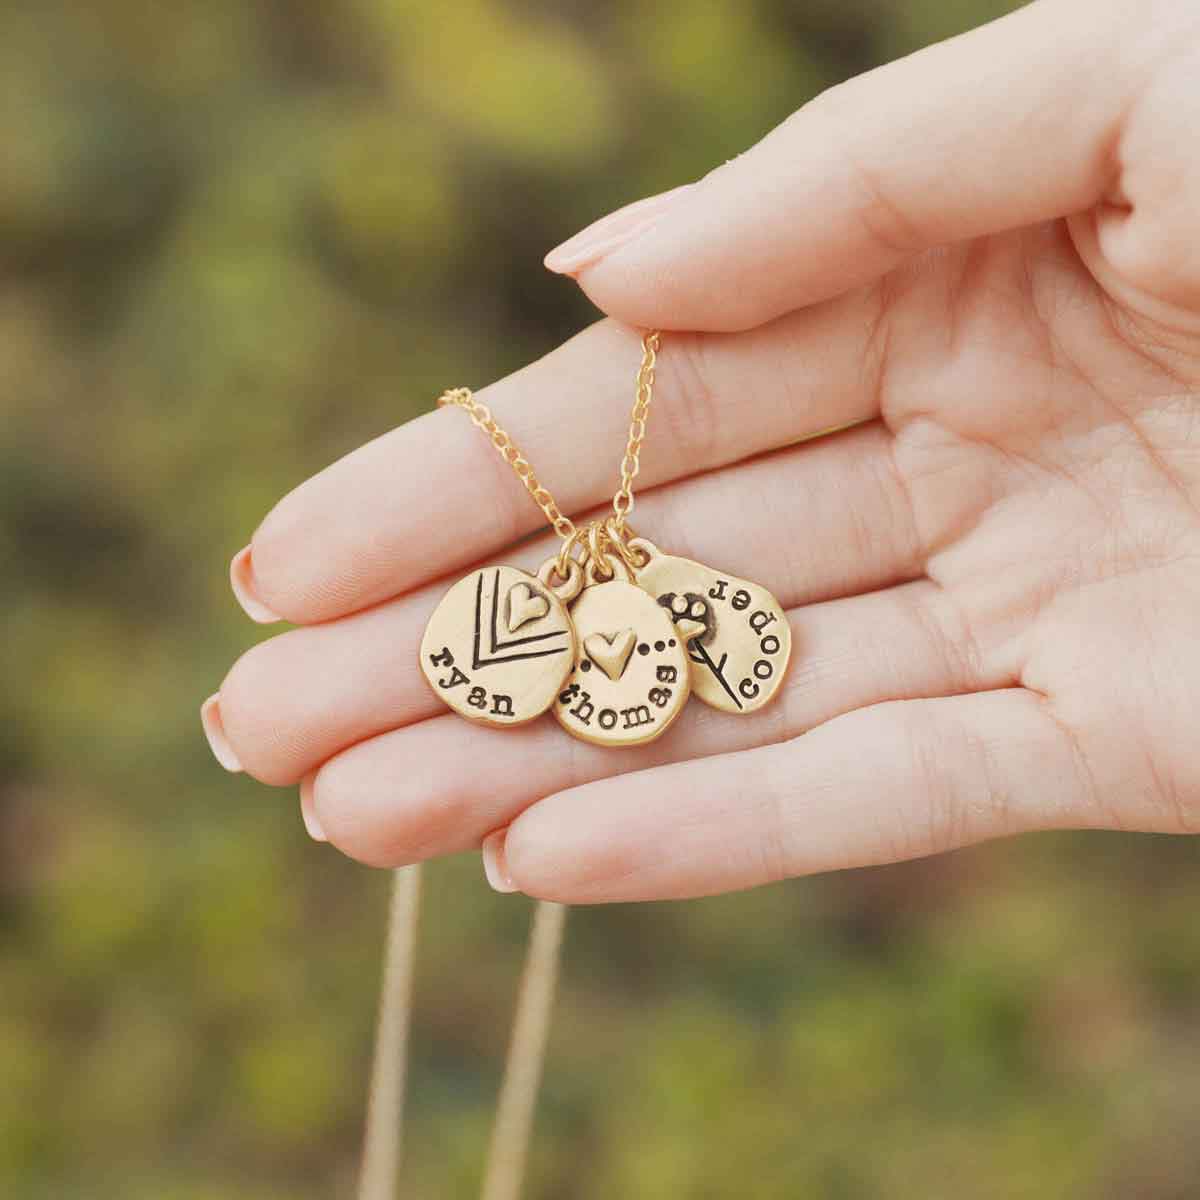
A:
629,538,791,715
554,563,700,747
420,559,582,727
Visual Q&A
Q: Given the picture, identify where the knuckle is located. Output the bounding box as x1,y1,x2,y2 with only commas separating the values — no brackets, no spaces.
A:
889,704,958,858
654,332,722,471
748,745,806,882
804,92,925,261
875,434,925,574
752,789,796,884
891,702,1003,860
844,152,926,261
904,586,982,694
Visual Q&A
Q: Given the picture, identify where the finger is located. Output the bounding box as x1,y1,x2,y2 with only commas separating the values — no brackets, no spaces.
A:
551,0,1139,331
239,300,883,625
212,421,924,785
308,579,1000,867
1071,29,1200,319
501,688,1088,903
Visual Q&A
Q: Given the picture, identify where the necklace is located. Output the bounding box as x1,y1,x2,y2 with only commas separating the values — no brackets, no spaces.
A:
420,333,791,748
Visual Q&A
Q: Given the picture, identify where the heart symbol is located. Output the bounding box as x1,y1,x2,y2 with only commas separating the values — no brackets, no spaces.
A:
506,582,550,632
584,629,637,682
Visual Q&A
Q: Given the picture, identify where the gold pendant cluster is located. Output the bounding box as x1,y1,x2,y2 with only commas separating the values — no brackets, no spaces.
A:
421,334,790,748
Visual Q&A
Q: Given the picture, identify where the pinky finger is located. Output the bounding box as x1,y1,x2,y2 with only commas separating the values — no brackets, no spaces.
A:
500,689,1093,903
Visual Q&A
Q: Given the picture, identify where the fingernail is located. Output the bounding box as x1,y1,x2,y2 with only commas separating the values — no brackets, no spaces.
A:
200,694,243,773
544,183,694,276
299,777,327,842
481,829,518,893
229,545,282,624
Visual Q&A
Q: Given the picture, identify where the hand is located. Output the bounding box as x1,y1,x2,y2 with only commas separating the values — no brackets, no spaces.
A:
203,0,1200,902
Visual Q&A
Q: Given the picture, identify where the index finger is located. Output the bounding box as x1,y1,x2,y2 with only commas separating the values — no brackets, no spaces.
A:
232,295,883,625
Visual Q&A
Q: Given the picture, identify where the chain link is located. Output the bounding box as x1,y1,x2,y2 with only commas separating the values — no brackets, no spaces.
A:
611,330,659,531
436,331,661,557
435,387,577,541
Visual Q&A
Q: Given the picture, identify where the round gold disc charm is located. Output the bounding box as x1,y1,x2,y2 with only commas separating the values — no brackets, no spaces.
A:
630,538,791,715
420,562,579,727
555,578,695,747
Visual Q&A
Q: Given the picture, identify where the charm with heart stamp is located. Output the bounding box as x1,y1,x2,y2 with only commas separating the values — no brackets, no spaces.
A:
420,559,582,726
555,561,701,748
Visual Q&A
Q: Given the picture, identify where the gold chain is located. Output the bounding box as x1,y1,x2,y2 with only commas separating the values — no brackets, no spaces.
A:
435,387,576,540
437,331,661,563
611,330,659,530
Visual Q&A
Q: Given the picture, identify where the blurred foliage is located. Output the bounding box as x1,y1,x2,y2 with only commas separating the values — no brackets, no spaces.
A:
2,1,1199,1197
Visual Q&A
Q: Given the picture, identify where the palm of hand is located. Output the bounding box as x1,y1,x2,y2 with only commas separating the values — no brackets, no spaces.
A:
876,223,1200,842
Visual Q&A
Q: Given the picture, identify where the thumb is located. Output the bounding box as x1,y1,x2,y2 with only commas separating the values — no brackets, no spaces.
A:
545,0,1144,332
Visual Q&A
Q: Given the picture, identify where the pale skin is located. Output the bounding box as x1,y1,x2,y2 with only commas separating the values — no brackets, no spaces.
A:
202,0,1200,902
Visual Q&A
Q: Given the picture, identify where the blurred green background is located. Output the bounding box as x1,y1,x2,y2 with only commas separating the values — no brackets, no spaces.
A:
4,1,1200,1197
